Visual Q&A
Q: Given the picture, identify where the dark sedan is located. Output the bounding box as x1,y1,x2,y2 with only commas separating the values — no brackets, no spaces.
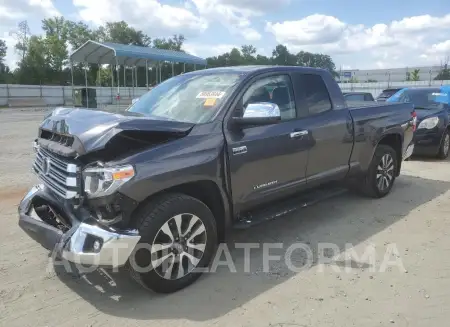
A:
387,87,450,159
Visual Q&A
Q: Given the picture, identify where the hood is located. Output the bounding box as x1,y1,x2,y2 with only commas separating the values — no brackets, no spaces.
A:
38,107,195,157
414,108,446,120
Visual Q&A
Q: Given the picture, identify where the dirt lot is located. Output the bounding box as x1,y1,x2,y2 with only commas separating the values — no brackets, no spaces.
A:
1,108,450,327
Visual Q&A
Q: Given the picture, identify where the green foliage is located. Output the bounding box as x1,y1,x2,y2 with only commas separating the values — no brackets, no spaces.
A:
435,64,450,81
207,44,338,77
411,69,420,81
0,39,13,83
1,16,339,86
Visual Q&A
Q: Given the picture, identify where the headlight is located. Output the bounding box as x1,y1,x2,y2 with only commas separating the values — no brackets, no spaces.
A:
418,117,439,129
82,164,135,198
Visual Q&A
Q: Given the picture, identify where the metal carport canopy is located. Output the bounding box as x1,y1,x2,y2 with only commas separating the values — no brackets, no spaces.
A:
70,40,207,66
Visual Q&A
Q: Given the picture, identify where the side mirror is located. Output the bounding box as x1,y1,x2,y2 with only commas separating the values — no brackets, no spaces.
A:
232,102,281,127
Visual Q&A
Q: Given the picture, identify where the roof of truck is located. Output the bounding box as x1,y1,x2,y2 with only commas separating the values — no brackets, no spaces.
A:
188,65,330,75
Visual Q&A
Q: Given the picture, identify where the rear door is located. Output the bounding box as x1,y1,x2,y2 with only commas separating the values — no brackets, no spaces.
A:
291,72,354,186
224,73,311,213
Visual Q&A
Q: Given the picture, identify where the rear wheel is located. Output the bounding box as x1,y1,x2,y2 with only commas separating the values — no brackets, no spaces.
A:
437,130,450,160
128,193,218,293
356,145,398,198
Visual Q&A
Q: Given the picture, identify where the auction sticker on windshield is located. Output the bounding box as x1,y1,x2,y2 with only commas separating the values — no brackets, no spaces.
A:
203,98,217,106
196,91,226,99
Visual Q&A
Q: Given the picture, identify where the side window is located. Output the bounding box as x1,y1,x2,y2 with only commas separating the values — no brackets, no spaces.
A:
242,75,296,120
364,94,374,101
296,74,332,115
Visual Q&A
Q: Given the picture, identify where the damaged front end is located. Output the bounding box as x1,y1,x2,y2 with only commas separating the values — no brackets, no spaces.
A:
18,184,140,269
18,107,194,269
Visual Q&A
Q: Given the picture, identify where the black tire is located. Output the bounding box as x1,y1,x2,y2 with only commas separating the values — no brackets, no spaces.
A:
128,193,218,293
437,130,450,160
357,144,398,198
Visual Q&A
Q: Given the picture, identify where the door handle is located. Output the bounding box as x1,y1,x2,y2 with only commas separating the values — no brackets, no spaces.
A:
290,130,309,138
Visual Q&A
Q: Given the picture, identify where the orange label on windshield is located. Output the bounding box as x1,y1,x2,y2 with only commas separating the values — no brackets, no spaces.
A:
204,98,217,106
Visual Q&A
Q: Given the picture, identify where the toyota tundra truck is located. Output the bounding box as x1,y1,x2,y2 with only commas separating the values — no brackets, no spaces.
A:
18,66,416,293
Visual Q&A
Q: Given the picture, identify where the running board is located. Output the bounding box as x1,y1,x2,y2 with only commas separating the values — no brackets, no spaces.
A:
233,186,347,229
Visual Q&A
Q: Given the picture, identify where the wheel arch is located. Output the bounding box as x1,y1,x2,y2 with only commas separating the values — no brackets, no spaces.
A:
376,133,402,176
130,180,230,242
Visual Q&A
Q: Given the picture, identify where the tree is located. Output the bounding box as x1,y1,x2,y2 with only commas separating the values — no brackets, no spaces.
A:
4,17,340,87
241,45,257,64
65,21,95,50
435,57,450,81
96,21,151,46
42,17,69,82
12,20,31,62
0,39,12,83
271,44,297,65
14,36,50,84
411,69,420,81
0,39,6,67
153,34,185,51
297,51,337,77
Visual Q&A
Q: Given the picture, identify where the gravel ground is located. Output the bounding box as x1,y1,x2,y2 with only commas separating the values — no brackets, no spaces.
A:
1,108,450,327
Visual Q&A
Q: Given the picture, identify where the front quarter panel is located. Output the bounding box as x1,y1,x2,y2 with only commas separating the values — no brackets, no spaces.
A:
114,123,227,203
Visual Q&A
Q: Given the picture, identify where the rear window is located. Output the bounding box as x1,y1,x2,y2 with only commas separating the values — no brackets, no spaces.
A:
378,89,401,99
345,94,365,101
296,74,332,115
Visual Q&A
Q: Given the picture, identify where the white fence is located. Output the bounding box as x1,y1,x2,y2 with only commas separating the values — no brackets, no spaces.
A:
1,80,450,107
0,84,150,107
338,80,450,97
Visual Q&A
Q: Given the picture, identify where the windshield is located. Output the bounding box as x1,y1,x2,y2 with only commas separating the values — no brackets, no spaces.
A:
127,73,242,123
387,88,449,110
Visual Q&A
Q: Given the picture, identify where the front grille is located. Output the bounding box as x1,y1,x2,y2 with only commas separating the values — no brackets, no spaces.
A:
33,146,80,199
39,129,75,147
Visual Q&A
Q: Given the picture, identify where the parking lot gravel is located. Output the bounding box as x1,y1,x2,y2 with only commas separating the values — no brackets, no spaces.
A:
1,108,450,327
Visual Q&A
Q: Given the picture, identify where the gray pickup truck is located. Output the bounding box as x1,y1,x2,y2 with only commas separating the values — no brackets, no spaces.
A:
19,66,416,293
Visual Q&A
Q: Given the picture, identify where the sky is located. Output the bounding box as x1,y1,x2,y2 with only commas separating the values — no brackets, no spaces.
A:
1,0,450,70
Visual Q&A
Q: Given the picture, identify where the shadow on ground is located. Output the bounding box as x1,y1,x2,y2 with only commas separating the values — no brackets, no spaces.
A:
408,155,450,163
56,175,450,321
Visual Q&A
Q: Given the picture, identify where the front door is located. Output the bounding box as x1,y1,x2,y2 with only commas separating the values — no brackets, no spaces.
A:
224,74,311,213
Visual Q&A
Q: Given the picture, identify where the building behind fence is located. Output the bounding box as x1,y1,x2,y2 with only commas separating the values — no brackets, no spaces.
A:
1,79,450,108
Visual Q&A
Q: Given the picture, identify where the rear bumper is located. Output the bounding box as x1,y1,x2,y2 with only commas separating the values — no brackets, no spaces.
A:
18,184,141,268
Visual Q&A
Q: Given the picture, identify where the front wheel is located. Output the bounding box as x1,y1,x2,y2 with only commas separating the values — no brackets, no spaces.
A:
437,130,450,160
358,144,398,198
128,194,218,293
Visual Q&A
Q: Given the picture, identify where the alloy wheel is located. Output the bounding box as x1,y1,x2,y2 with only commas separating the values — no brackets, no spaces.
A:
376,153,395,192
151,213,207,280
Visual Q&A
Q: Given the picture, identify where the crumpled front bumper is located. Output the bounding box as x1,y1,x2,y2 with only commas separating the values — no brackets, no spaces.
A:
18,184,141,268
